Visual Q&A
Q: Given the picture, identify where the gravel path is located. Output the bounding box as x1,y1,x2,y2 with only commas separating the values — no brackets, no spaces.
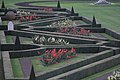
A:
15,0,57,9
19,58,32,77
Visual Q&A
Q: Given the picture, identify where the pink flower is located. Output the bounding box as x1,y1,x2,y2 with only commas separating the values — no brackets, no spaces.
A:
63,49,67,53
88,30,90,33
46,50,49,53
38,58,41,60
29,16,33,21
51,48,56,54
20,16,23,21
52,53,57,58
26,16,29,20
55,62,58,64
38,51,40,55
71,48,75,53
46,59,50,62
67,56,71,59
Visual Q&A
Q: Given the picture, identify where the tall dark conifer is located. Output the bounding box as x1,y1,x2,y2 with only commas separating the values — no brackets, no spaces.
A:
92,16,97,27
71,6,75,15
29,65,36,80
14,36,21,50
57,1,61,8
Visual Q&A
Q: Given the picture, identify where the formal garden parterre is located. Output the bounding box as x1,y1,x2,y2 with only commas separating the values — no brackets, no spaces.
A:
0,0,120,80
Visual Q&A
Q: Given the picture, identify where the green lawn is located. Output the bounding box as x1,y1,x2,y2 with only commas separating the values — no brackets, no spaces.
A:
6,36,14,43
32,1,120,32
1,0,120,32
11,59,23,77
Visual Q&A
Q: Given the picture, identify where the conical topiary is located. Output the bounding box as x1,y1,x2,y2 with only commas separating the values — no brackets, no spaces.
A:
71,6,74,14
92,16,96,27
71,6,75,16
1,0,5,8
29,65,36,80
14,36,21,50
57,1,61,8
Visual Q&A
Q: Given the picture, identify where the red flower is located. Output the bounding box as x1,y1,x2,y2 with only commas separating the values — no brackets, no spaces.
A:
38,51,40,55
71,48,75,53
20,16,23,21
51,48,56,54
29,16,33,21
26,16,29,20
67,56,71,59
46,50,51,54
58,49,63,55
55,62,58,64
63,49,67,53
38,58,41,60
46,59,50,62
52,53,57,58
58,49,62,53
46,50,49,53
87,30,90,33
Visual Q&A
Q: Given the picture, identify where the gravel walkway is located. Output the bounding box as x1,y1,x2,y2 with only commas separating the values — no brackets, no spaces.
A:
15,0,57,8
19,58,32,77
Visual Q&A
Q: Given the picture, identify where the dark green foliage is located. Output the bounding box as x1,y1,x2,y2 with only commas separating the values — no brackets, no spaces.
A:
57,1,61,8
29,65,36,80
1,0,5,8
14,36,21,50
92,16,97,27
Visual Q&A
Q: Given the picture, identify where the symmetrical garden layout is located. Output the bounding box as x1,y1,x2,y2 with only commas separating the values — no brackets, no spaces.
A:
0,1,120,80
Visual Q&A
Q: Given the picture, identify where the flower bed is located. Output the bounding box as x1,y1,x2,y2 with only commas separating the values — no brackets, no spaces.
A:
57,27,91,36
38,48,77,66
107,70,120,80
48,18,76,27
32,35,69,45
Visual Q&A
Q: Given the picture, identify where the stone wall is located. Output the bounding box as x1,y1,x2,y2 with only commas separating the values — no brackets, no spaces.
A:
105,28,120,40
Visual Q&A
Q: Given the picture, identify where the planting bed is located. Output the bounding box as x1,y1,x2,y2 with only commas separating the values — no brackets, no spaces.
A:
0,0,120,80
10,53,93,77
